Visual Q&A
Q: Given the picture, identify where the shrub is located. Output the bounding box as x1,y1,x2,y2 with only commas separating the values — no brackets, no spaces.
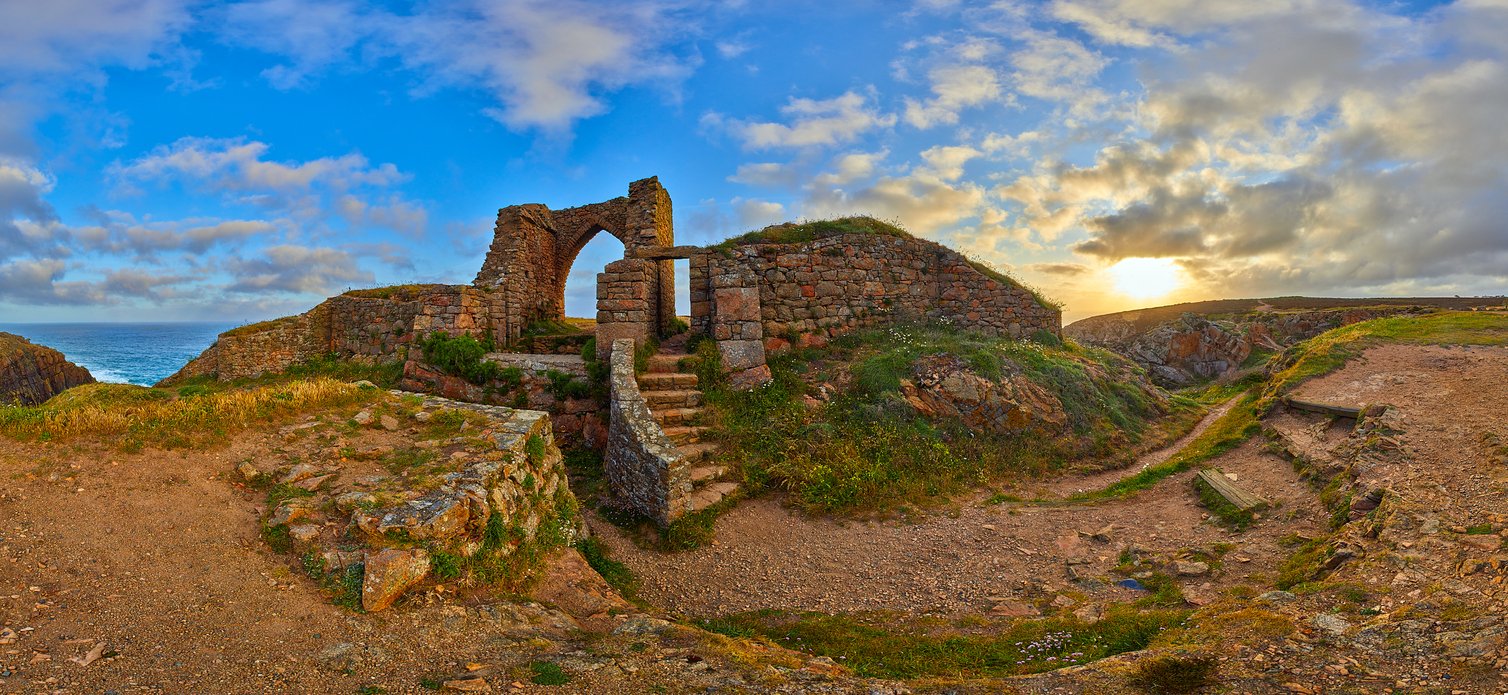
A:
1128,654,1218,693
418,332,502,385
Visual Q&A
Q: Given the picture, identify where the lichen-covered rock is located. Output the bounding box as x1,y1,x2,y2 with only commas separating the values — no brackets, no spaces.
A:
361,547,430,612
0,332,94,406
900,355,1067,433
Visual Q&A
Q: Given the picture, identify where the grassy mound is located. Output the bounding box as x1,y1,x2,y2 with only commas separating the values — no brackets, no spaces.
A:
713,216,912,249
697,322,1198,514
714,216,1060,311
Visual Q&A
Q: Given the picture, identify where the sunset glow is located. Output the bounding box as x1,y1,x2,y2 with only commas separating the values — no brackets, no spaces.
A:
1108,258,1183,300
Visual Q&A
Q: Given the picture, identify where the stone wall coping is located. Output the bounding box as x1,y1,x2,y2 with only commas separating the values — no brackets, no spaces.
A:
626,245,703,260
483,352,588,375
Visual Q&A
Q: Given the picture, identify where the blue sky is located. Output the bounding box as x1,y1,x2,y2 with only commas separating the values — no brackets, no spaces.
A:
1,0,1504,325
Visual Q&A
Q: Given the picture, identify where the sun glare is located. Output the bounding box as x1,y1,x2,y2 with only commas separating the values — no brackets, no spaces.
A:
1108,257,1183,300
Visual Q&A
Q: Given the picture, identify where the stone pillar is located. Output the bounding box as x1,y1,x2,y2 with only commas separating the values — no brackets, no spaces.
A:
688,250,712,337
708,256,771,389
595,258,655,361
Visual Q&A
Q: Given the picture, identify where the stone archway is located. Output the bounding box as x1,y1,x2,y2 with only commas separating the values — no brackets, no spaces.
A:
474,177,675,347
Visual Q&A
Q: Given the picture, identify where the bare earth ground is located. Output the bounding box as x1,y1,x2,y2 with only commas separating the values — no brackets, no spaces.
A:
594,399,1324,618
3,342,1506,694
0,406,890,695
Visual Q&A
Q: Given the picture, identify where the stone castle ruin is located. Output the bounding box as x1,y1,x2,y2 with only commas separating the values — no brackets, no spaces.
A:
167,177,1061,524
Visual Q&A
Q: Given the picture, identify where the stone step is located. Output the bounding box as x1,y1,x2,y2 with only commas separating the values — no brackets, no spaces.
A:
652,407,704,426
646,355,686,373
687,481,739,514
676,442,720,464
637,372,698,391
644,389,703,409
662,425,711,445
689,464,726,483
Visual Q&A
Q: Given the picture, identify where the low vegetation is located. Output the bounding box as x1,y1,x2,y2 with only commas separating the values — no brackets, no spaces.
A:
698,321,1197,514
697,606,1191,679
0,378,374,451
418,331,508,385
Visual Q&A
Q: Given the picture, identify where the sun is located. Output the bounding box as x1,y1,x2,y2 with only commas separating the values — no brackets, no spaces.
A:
1107,257,1183,300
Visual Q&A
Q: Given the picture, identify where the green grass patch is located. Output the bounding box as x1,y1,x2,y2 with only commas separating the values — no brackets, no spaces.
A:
698,605,1190,679
702,322,1192,514
576,537,638,600
529,661,570,685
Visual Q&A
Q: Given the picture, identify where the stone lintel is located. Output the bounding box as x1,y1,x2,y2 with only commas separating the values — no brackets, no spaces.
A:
626,245,703,260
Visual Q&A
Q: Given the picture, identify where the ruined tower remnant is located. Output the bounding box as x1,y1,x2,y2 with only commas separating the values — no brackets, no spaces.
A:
474,177,676,347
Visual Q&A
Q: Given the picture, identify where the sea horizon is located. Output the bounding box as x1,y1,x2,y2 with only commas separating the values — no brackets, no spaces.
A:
0,321,236,387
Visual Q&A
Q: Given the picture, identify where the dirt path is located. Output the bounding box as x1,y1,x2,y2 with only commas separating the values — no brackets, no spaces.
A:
1035,395,1241,498
593,394,1322,618
0,411,877,694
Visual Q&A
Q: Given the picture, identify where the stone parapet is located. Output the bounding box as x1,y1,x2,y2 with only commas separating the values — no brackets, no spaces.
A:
604,338,691,526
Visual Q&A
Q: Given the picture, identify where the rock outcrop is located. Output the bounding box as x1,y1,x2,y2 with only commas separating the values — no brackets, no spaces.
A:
1067,305,1433,386
0,332,95,405
901,354,1067,433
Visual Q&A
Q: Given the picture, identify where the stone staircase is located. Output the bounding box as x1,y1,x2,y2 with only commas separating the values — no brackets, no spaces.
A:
639,335,738,514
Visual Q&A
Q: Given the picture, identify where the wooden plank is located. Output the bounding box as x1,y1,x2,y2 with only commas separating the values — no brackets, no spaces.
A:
1196,469,1270,511
1283,397,1362,419
627,245,703,260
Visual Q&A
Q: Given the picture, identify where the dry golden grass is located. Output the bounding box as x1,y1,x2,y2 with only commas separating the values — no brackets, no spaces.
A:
0,378,374,451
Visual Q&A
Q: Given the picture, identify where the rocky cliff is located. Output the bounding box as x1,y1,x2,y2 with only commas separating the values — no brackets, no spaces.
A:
0,332,95,405
1066,304,1434,386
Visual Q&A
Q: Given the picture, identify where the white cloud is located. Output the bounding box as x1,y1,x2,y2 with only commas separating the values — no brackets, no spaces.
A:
902,64,1005,129
814,150,888,187
732,198,785,228
919,145,980,181
0,0,189,74
1009,33,1107,107
227,244,373,294
218,0,699,131
728,162,798,187
115,137,406,192
725,91,895,150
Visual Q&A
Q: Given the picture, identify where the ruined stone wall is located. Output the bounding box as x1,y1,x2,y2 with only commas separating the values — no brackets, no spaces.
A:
604,339,691,526
474,177,675,345
398,353,607,449
594,259,656,361
163,286,493,384
288,395,581,612
692,234,1061,359
0,333,95,406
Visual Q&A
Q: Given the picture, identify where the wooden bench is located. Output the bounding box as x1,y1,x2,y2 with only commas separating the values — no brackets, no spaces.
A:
1196,469,1270,511
1283,397,1362,419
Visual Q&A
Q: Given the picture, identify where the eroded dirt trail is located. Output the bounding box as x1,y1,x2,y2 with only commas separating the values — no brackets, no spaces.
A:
593,395,1325,618
0,418,881,694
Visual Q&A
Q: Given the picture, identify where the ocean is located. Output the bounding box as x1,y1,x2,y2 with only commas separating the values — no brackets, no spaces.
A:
0,323,234,387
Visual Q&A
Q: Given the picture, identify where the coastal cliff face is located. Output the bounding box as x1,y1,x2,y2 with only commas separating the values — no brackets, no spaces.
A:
0,332,95,405
1066,306,1423,386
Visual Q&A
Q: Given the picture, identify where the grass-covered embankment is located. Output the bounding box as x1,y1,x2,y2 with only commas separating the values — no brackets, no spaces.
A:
1072,311,1508,502
696,322,1199,514
698,606,1192,680
0,357,393,450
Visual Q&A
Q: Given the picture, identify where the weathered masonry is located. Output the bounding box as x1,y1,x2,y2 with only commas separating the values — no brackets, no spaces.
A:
475,177,677,351
165,177,1061,527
